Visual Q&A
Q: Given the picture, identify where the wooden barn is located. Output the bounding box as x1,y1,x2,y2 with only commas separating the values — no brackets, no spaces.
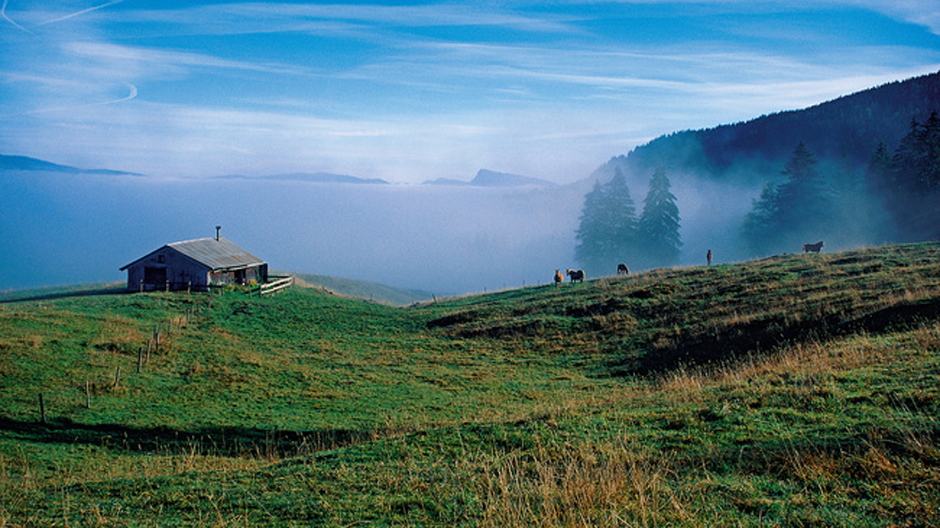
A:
121,232,268,292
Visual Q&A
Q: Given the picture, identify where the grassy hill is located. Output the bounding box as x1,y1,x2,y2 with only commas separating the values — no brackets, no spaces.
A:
1,243,938,526
292,272,434,305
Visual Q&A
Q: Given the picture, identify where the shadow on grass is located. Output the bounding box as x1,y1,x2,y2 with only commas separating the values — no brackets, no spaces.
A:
0,283,127,304
614,298,940,376
0,416,376,458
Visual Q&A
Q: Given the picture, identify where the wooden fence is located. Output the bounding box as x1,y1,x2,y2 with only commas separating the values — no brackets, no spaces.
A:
251,276,293,297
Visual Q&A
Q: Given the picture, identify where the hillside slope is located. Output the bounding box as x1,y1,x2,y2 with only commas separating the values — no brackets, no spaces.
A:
293,272,434,305
1,243,938,526
605,70,940,185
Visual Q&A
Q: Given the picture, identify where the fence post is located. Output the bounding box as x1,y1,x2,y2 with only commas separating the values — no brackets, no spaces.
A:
85,380,91,409
39,393,47,424
137,347,143,373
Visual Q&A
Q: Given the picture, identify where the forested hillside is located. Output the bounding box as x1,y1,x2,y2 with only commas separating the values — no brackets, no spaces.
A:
615,70,940,182
582,70,940,262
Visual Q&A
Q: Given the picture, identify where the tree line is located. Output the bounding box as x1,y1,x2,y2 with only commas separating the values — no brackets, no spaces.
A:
740,111,940,255
576,110,939,273
574,167,681,275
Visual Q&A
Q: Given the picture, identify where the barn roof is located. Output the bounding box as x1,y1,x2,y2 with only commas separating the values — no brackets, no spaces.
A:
121,237,265,271
169,237,265,270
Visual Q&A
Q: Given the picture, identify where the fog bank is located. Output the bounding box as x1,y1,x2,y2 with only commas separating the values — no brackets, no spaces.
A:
0,172,583,295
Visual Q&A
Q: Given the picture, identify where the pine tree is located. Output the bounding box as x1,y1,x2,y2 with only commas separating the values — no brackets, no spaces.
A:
739,142,834,255
740,181,779,256
574,181,610,271
773,141,833,249
605,168,638,262
637,166,681,268
865,141,896,240
574,168,638,274
889,113,940,240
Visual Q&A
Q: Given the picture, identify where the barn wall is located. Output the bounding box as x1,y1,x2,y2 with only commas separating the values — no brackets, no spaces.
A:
125,247,212,292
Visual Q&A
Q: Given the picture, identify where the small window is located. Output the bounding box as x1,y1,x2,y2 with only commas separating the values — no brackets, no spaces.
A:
157,254,166,263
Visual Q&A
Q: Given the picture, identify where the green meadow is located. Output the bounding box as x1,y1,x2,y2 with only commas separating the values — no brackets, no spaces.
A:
1,243,938,526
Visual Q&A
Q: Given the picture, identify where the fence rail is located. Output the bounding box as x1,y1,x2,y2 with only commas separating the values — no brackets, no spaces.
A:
254,276,293,297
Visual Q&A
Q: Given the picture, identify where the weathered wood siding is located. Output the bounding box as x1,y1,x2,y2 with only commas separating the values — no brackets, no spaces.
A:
125,247,213,292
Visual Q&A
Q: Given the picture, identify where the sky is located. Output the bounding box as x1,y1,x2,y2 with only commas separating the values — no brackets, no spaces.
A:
2,1,940,184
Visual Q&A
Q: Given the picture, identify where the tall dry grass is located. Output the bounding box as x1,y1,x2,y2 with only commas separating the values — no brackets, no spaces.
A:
479,442,693,527
475,321,940,526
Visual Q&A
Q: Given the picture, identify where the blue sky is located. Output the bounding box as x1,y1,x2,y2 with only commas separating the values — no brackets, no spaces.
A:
2,1,939,183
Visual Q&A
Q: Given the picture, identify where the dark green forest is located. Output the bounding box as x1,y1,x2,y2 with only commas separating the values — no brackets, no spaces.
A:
621,70,940,182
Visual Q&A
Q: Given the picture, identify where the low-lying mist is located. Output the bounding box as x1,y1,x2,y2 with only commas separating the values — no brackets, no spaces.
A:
0,171,583,295
0,163,893,297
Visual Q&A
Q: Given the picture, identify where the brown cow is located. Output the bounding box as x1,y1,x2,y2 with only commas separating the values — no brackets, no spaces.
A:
554,269,564,286
803,241,824,253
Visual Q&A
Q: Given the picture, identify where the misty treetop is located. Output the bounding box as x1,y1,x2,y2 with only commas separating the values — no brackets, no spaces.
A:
575,167,681,274
741,113,940,256
740,142,835,256
872,111,940,241
575,168,637,273
638,166,682,268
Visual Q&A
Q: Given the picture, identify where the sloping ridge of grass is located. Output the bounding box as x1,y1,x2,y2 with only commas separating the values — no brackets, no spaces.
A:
425,242,940,374
1,242,938,526
293,272,434,305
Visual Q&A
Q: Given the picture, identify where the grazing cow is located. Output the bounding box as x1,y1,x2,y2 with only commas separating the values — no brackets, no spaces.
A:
566,269,585,283
554,269,564,286
707,249,713,266
803,241,824,253
617,263,629,275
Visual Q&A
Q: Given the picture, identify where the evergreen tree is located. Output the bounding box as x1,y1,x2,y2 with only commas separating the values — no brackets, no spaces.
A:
739,142,834,254
866,141,893,193
773,141,833,249
605,168,638,260
919,111,940,190
740,182,779,256
889,112,940,240
865,141,896,240
775,142,830,229
574,168,638,274
574,181,610,271
637,166,681,268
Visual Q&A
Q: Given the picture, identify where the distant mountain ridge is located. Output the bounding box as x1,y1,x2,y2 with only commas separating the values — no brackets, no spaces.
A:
0,154,143,176
215,172,389,185
425,169,556,187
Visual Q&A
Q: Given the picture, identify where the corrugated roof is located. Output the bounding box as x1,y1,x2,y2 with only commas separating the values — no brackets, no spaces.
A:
168,237,265,270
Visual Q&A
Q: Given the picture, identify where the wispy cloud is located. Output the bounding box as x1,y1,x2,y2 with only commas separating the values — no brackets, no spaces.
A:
1,1,938,183
67,41,311,77
34,0,123,27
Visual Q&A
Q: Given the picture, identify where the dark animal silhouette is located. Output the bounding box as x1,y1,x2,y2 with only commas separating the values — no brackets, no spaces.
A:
566,269,585,283
617,263,629,275
554,269,564,286
803,241,824,253
707,249,713,265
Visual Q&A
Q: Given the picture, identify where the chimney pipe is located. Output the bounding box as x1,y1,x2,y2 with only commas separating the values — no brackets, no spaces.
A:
215,225,221,241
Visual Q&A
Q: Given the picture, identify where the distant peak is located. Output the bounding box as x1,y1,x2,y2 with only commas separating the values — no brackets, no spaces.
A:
0,154,143,176
425,169,556,187
471,169,556,187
